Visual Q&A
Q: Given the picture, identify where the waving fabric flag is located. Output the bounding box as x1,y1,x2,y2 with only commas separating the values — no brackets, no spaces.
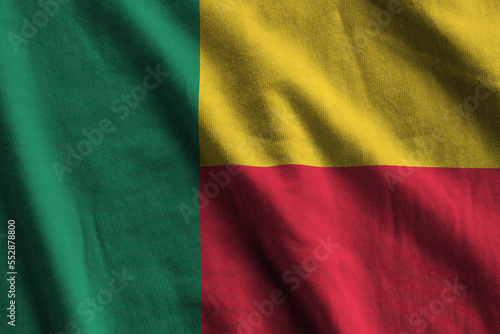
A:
0,1,499,333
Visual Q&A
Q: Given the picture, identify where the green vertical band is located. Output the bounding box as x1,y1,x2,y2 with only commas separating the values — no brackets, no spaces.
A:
0,1,200,333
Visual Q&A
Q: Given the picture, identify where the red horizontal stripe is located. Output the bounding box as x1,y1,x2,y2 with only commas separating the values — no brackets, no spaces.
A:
201,165,500,334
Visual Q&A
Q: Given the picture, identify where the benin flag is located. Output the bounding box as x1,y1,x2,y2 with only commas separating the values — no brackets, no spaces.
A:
0,1,499,333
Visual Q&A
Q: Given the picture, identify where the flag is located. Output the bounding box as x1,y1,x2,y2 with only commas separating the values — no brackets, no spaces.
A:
0,1,499,333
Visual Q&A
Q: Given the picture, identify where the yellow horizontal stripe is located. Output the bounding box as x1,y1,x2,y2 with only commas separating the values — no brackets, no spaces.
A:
200,0,500,168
